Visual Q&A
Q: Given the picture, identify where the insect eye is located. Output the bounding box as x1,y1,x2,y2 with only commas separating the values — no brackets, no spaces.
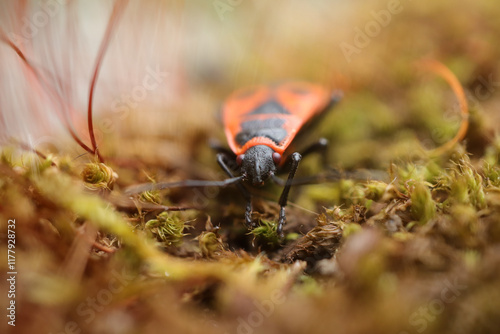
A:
236,154,245,166
272,152,282,165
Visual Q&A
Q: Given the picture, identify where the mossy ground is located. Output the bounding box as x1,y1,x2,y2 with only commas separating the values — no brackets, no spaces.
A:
1,1,500,333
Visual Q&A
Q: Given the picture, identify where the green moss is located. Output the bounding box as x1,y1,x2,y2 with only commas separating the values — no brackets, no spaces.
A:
57,156,75,173
285,232,301,241
81,162,117,190
363,181,389,201
145,212,188,246
294,275,323,296
1,146,14,166
407,78,463,147
438,155,486,209
198,230,225,258
410,182,436,225
483,136,500,166
342,223,362,238
463,250,481,269
397,161,441,185
31,169,238,280
250,220,280,247
140,189,162,204
483,162,500,187
322,93,398,143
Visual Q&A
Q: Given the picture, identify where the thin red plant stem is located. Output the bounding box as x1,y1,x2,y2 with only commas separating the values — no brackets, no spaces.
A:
415,59,469,156
0,30,95,156
87,0,129,163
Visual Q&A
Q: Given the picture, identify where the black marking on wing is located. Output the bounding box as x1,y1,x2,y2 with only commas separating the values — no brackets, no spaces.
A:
236,118,288,146
247,100,291,115
241,118,286,131
235,129,288,146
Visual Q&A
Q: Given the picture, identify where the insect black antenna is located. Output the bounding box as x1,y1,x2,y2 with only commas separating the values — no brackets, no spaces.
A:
124,175,245,195
216,153,254,228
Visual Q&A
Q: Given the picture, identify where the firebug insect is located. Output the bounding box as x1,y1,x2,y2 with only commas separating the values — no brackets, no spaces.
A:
126,81,342,236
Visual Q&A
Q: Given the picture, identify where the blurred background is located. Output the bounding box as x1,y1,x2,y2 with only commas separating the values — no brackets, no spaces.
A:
1,0,498,169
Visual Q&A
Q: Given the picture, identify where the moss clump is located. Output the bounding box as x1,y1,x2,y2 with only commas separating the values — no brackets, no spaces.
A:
283,213,344,266
250,220,280,247
81,162,117,190
145,211,188,246
363,181,389,201
483,162,500,187
197,218,224,258
139,189,162,204
198,232,222,257
410,182,437,225
397,161,442,185
437,155,486,209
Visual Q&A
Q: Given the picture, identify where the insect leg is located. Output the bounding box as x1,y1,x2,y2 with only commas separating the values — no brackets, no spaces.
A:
216,153,254,228
277,152,302,236
299,137,329,168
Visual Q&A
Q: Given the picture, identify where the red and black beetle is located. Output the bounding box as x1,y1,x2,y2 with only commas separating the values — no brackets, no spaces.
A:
127,81,342,236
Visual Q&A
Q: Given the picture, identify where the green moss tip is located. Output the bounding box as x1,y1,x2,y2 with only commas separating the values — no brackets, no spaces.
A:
81,162,117,190
145,211,188,246
140,189,162,204
410,182,436,225
250,220,280,247
198,231,223,257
